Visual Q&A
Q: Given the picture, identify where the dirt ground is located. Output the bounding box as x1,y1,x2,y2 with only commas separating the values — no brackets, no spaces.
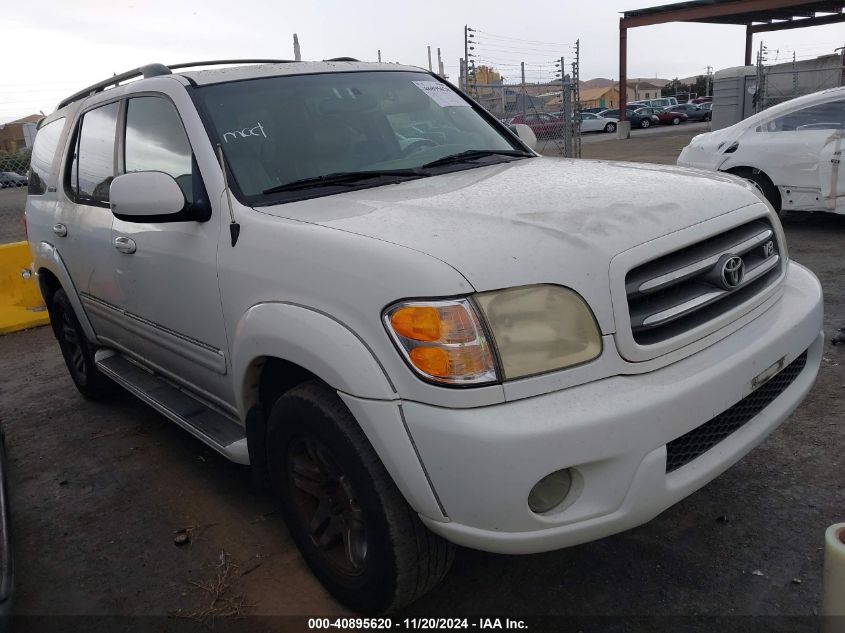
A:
1,126,843,629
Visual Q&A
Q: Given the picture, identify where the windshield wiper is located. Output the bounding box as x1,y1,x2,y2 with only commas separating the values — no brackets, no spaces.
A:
262,169,427,195
421,149,533,169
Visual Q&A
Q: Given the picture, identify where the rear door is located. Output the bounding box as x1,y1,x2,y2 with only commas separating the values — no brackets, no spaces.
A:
56,100,134,349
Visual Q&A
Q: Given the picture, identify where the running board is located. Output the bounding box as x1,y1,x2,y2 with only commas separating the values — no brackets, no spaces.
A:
94,350,250,464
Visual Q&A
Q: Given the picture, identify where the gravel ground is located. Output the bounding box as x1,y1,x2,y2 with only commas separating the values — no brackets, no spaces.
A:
0,127,843,630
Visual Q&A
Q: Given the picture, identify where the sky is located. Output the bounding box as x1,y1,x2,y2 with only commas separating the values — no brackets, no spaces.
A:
2,0,843,122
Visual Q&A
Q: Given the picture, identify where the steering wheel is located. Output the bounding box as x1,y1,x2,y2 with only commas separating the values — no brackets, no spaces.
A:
397,138,437,158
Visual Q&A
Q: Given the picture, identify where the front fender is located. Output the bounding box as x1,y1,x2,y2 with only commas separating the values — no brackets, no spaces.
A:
231,302,396,418
33,241,97,342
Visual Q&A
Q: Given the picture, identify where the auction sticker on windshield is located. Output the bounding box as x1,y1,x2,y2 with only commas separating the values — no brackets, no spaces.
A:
412,81,470,107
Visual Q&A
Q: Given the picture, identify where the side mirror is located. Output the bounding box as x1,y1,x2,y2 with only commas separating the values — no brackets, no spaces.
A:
509,123,537,151
110,171,187,222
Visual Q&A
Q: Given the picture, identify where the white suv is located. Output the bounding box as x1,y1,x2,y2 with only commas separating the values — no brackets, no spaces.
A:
25,60,823,613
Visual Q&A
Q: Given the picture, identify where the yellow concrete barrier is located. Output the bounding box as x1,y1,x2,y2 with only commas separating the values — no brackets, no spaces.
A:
0,241,49,334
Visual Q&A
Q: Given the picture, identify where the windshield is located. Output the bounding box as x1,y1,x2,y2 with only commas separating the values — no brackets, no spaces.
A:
195,71,522,203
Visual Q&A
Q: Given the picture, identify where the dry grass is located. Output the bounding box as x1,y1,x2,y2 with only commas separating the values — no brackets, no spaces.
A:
171,550,251,627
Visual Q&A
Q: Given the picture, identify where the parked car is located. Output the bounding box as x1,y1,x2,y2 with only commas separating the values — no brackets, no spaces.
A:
678,86,845,215
691,96,713,105
503,112,563,138
27,59,823,614
578,112,618,133
636,106,688,126
699,102,713,111
598,108,659,129
666,103,711,122
0,172,27,188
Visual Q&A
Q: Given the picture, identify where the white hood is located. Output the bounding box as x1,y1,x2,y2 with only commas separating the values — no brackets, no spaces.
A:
256,157,762,333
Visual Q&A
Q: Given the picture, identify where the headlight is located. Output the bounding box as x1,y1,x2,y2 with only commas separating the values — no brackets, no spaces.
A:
384,285,602,385
475,285,602,380
383,298,497,385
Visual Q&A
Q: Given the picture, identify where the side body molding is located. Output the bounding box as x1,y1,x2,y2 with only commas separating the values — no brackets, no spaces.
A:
231,302,397,417
34,241,97,342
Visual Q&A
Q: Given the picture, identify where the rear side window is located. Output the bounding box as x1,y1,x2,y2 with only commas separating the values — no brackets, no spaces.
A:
28,118,65,195
124,96,195,202
70,101,119,203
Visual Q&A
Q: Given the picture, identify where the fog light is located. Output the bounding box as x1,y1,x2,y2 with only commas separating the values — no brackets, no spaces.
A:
528,468,572,514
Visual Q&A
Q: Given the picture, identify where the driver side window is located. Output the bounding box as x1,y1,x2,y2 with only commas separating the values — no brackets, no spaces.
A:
124,96,196,202
764,100,845,132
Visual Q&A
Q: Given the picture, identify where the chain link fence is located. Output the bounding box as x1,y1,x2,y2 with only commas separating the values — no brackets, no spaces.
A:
0,121,36,243
755,52,844,112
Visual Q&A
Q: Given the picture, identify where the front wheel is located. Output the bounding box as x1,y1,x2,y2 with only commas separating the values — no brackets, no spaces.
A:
604,122,617,133
267,380,454,613
50,289,114,399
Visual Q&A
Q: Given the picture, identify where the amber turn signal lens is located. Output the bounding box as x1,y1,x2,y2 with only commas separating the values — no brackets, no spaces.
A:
409,347,450,376
384,298,498,385
390,306,441,342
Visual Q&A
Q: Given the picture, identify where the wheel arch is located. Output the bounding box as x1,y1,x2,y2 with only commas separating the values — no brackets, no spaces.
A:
722,165,782,211
33,241,97,341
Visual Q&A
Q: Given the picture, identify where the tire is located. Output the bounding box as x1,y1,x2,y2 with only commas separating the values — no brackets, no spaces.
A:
266,380,454,613
640,118,651,129
735,168,783,214
50,289,114,399
604,122,617,133
671,117,681,125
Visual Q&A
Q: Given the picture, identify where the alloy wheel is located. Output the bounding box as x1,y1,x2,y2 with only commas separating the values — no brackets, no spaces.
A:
288,435,368,576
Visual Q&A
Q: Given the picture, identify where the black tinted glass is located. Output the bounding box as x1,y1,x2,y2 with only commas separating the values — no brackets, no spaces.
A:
28,118,65,195
125,97,194,201
76,102,119,202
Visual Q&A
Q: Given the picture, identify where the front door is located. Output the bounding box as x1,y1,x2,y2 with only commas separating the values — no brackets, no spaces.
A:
111,94,231,407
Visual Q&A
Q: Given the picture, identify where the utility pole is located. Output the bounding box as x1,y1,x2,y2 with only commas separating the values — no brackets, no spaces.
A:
560,57,572,159
427,46,432,72
521,62,526,118
464,25,469,92
293,33,301,61
377,50,382,62
706,65,712,96
437,47,444,77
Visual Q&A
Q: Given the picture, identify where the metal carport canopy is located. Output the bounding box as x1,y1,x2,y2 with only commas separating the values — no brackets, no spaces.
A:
617,0,845,121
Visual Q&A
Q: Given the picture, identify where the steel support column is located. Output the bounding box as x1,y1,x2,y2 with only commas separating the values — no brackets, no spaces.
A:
619,22,628,121
745,25,754,66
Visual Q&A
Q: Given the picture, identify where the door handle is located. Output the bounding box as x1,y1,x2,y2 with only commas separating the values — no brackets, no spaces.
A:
52,223,67,237
113,236,137,254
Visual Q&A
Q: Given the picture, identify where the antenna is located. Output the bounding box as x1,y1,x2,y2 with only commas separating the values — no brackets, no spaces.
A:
216,144,241,247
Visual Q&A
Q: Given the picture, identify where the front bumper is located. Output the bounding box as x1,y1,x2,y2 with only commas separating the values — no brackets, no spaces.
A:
402,262,822,554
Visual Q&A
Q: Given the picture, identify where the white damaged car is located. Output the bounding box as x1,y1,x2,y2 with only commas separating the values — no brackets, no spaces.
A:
677,86,845,215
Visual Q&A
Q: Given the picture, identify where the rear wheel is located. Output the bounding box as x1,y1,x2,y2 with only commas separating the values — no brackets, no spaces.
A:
671,117,681,125
266,380,454,613
640,118,651,129
50,289,114,399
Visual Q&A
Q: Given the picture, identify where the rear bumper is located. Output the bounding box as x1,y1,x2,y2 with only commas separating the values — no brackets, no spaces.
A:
401,262,822,554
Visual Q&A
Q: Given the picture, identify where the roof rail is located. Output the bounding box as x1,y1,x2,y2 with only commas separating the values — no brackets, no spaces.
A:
56,59,295,110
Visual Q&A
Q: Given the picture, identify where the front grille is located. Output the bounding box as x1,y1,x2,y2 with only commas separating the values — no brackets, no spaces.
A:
665,350,807,473
626,219,782,346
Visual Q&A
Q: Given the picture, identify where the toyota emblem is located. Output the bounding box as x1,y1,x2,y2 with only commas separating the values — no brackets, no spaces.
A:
720,256,745,289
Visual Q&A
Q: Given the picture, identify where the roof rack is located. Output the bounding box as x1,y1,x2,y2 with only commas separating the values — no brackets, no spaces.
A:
57,59,295,110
